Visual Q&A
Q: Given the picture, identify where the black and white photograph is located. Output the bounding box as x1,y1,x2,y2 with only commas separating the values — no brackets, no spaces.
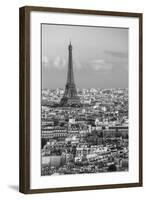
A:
19,6,142,193
41,24,129,176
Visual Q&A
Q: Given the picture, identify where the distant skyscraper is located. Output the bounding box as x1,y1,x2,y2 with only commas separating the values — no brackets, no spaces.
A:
60,42,80,106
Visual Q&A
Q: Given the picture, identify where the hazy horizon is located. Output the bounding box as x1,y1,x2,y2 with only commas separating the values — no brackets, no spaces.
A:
42,87,128,90
42,24,128,89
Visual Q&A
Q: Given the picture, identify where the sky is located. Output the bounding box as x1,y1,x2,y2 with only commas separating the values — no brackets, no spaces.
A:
42,24,128,89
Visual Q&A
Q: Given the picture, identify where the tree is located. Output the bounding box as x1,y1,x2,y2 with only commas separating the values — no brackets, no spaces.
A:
108,164,117,172
41,138,47,149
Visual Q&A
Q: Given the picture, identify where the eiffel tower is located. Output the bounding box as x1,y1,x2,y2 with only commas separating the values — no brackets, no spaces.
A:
60,42,80,106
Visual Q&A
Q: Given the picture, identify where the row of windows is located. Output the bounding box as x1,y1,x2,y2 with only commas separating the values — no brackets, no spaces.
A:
42,133,67,138
42,130,67,134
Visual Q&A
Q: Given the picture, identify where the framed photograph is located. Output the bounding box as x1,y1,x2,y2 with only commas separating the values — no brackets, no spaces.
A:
19,6,143,194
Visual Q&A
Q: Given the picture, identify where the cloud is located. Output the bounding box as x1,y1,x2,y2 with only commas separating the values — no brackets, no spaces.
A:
53,56,67,70
104,50,128,58
42,56,67,70
42,56,82,71
90,59,113,71
89,50,128,72
42,56,49,66
104,50,128,71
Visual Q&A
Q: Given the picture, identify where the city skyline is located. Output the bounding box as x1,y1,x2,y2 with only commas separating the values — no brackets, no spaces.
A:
41,87,129,175
42,24,128,89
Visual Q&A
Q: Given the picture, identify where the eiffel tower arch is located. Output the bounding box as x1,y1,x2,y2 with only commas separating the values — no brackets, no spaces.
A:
60,42,80,107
